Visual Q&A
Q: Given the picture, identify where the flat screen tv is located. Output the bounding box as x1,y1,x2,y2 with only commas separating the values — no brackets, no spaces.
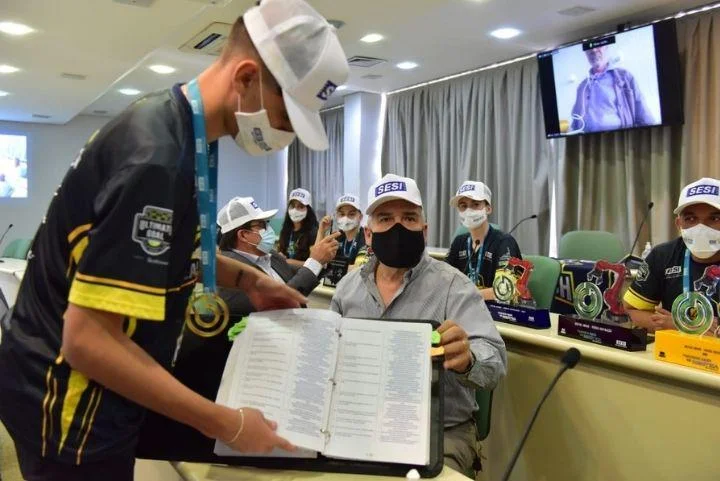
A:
538,19,683,138
0,133,28,198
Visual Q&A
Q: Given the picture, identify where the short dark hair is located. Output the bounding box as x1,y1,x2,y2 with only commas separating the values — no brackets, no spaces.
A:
218,227,241,251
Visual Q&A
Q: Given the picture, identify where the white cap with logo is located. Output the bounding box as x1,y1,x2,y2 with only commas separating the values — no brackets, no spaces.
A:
674,177,720,214
218,196,278,234
366,174,423,215
336,193,361,211
288,188,312,206
244,0,350,151
450,181,492,207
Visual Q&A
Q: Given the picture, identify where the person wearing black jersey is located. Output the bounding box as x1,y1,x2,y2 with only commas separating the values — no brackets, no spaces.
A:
445,181,522,301
0,1,349,479
624,178,720,335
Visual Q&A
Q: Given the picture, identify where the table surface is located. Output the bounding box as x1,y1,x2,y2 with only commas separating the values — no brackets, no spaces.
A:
308,285,720,392
0,258,27,276
174,462,470,480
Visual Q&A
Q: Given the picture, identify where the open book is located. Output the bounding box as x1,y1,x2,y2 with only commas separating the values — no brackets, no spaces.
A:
214,309,432,466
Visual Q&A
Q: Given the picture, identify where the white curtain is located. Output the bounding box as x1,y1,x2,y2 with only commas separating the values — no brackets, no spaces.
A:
287,108,344,216
382,58,554,254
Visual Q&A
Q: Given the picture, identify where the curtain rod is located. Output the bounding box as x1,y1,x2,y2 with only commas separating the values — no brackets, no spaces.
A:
320,104,344,114
387,0,720,96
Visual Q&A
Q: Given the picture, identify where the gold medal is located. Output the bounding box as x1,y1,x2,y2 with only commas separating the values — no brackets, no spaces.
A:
185,292,230,338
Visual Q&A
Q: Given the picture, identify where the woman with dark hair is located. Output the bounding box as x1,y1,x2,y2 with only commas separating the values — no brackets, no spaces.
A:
278,188,319,268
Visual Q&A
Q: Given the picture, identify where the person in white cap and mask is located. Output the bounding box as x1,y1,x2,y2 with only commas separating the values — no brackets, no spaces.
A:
331,174,506,476
279,188,320,266
217,196,340,316
0,0,349,478
624,177,720,334
317,193,366,266
446,181,522,301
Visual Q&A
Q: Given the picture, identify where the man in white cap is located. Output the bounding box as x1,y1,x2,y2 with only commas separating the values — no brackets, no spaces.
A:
330,174,507,476
0,0,348,478
217,196,339,315
317,193,366,266
446,181,522,300
624,177,720,334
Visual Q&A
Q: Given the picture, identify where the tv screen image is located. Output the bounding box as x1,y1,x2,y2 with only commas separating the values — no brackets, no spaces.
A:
538,20,683,138
0,134,28,198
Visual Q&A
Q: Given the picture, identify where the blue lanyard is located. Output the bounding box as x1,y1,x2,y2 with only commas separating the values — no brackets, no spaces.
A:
683,249,691,294
466,236,486,286
288,232,296,259
342,235,358,258
187,79,218,294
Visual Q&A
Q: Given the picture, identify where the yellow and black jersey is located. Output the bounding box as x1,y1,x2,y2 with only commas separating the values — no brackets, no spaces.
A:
0,85,200,465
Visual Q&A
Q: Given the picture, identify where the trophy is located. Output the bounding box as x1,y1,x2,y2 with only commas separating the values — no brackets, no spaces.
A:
486,257,550,329
558,260,648,351
655,265,720,374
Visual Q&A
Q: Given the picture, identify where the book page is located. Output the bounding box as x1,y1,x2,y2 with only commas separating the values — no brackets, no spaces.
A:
324,319,432,465
214,309,341,456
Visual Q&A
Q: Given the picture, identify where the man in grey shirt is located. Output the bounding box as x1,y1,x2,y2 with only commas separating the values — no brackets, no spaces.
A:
330,174,507,475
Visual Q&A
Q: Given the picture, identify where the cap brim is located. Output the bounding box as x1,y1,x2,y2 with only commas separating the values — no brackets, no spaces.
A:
674,201,720,215
449,193,490,207
366,196,422,215
283,90,328,151
219,209,278,234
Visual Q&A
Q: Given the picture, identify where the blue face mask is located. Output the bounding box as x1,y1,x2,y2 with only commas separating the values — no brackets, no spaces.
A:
253,226,277,254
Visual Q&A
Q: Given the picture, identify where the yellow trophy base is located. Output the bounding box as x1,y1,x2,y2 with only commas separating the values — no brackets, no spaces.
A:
654,330,720,375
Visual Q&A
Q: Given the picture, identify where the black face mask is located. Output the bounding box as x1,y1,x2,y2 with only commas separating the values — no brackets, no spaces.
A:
370,223,425,268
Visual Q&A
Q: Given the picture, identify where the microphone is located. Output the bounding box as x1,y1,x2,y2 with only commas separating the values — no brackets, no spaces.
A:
501,348,581,481
0,224,13,262
508,215,538,235
628,202,654,257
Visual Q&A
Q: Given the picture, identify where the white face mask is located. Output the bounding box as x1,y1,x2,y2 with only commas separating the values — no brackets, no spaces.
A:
460,208,487,230
288,208,307,223
682,224,720,259
234,71,296,156
336,216,360,232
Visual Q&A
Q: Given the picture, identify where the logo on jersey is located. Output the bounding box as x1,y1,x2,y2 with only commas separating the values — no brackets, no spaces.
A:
637,261,650,282
133,206,173,256
665,265,682,278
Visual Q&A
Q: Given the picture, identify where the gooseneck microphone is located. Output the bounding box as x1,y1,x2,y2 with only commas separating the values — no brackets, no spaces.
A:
0,224,13,263
500,348,581,481
628,202,654,257
508,215,538,235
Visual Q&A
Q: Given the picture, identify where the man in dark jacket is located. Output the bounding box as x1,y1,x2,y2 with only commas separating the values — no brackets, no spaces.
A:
217,196,339,315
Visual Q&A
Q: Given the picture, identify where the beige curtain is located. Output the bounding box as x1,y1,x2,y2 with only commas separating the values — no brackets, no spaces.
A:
560,10,720,253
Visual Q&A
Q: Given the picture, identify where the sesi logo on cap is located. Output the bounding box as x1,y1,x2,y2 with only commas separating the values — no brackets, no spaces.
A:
687,185,720,197
339,195,356,203
291,190,306,198
375,181,407,196
316,80,338,101
458,184,476,194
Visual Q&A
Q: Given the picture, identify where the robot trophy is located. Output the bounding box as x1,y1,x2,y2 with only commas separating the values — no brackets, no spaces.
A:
485,257,551,329
655,265,720,374
558,260,649,351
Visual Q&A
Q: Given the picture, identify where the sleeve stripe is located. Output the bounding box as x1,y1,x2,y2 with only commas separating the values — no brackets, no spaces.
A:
623,287,658,311
69,280,165,321
67,224,92,244
74,272,167,295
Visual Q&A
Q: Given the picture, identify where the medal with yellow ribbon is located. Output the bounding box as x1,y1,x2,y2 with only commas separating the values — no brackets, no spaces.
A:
672,250,715,335
184,78,229,338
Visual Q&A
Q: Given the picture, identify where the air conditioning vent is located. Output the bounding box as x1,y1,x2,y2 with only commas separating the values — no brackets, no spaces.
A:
61,72,87,80
113,0,156,7
92,110,109,115
32,114,52,119
558,6,596,16
180,22,232,56
187,0,232,5
361,74,383,80
348,56,386,68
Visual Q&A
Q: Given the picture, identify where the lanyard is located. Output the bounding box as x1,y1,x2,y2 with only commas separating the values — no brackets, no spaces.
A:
466,235,486,286
288,232,296,259
342,234,358,258
187,79,218,294
683,249,691,294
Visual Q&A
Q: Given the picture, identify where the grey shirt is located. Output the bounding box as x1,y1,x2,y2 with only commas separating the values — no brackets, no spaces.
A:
330,254,507,427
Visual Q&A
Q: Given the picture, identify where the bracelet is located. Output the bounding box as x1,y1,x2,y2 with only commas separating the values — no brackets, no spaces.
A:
226,409,245,444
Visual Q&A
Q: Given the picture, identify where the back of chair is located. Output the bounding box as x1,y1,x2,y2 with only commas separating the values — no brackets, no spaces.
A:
525,255,561,310
2,239,32,260
474,389,494,441
558,230,625,262
268,217,284,236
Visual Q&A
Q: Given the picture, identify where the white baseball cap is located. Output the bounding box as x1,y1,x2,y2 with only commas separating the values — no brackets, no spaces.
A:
218,197,278,234
244,0,349,151
288,188,312,206
336,193,361,211
450,181,492,207
366,174,423,215
674,177,720,214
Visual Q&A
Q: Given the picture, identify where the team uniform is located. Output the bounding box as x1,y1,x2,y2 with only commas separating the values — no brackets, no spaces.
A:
445,227,522,289
624,238,720,316
0,85,200,471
